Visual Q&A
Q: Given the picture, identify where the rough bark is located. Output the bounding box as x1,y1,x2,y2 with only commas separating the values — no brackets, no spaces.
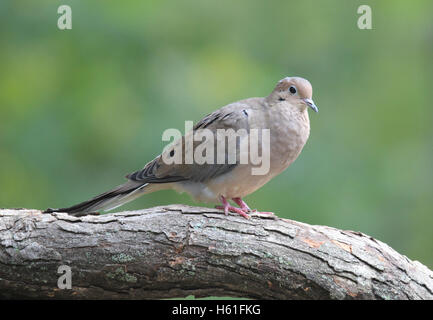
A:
0,205,432,300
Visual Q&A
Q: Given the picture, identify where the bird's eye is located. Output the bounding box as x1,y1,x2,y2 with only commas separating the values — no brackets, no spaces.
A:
289,86,297,94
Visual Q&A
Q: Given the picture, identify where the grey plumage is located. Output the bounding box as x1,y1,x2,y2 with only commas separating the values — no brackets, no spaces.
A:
44,76,318,217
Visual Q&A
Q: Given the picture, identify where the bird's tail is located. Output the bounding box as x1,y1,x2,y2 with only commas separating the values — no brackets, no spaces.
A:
44,181,151,217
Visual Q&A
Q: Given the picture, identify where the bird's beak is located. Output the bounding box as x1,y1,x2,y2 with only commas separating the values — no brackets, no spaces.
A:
303,98,318,113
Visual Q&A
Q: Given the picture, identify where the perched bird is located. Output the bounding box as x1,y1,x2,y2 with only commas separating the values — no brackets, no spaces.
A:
45,77,318,218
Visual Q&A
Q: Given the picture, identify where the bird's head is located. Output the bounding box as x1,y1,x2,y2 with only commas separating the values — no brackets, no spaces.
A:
268,77,318,113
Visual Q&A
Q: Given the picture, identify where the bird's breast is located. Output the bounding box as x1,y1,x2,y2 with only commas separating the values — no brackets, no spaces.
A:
268,108,310,173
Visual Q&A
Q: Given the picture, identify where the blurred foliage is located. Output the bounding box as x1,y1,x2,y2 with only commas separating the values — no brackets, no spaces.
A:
0,0,432,271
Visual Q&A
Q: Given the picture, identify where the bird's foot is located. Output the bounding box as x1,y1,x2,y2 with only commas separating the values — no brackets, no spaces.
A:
216,196,250,219
215,196,275,219
215,205,250,219
232,197,252,212
232,197,275,215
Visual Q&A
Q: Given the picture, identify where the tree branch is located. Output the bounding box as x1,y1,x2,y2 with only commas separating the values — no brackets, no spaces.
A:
0,205,432,299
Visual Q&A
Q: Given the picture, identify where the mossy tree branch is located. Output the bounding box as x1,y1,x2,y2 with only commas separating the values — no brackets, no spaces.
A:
0,205,432,299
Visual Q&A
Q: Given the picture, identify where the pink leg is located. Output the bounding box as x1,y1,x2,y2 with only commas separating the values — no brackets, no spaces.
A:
215,196,250,219
232,197,274,215
232,197,251,212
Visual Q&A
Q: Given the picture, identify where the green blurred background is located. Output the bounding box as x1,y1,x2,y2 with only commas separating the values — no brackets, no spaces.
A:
0,0,432,271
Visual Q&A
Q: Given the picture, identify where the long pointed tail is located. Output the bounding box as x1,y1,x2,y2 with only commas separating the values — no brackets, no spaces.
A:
44,181,149,216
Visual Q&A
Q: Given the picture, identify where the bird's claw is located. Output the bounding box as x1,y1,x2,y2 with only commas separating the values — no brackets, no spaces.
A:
216,196,278,219
215,205,250,219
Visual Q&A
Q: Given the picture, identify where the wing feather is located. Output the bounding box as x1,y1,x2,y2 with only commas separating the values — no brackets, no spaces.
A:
127,102,253,183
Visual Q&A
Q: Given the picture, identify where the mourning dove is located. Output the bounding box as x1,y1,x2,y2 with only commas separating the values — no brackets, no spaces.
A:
45,77,318,218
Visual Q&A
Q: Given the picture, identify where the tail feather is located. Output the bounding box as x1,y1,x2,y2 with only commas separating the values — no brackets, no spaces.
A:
44,182,149,216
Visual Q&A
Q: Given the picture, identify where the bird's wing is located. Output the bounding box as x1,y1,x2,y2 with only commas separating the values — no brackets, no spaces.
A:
126,101,258,183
